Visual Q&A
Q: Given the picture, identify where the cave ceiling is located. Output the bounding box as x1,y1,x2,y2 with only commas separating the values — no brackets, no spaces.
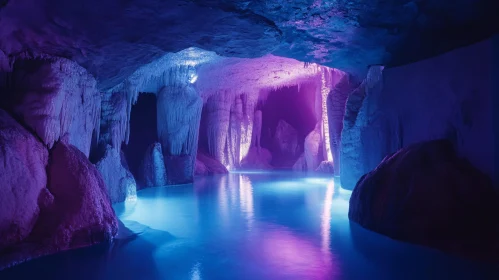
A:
1,0,498,90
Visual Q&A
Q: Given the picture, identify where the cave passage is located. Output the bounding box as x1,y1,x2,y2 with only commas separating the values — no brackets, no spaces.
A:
122,93,158,183
260,83,318,169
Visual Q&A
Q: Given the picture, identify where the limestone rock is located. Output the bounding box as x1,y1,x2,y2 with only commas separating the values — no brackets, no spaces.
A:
33,142,118,250
349,140,499,261
240,147,273,170
315,161,334,174
273,119,299,158
140,142,167,188
195,152,228,176
0,110,48,249
292,153,307,172
304,126,323,171
96,145,137,203
3,58,101,156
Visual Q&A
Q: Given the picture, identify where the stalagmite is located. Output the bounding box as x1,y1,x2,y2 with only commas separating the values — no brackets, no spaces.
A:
95,145,137,203
304,124,323,171
157,82,202,184
140,143,167,188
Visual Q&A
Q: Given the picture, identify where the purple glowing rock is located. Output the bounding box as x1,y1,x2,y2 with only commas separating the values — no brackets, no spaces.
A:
304,126,323,171
33,142,118,249
0,142,118,269
315,161,334,174
292,153,307,172
349,139,499,262
0,110,48,249
273,119,299,159
195,152,228,176
240,147,273,170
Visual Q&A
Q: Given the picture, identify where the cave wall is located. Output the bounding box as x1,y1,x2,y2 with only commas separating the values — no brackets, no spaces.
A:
341,35,499,190
0,58,101,156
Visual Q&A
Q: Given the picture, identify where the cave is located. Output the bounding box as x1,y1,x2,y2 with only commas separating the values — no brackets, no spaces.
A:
260,83,318,169
1,1,499,279
122,93,158,186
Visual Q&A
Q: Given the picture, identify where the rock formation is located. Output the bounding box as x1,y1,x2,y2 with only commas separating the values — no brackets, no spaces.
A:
96,145,137,203
349,140,499,261
195,152,229,176
273,119,299,159
0,110,48,249
157,83,202,184
240,147,273,170
304,125,323,172
1,58,101,156
315,161,334,174
140,142,167,188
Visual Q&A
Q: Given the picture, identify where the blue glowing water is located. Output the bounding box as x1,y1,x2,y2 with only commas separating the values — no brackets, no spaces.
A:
1,172,498,280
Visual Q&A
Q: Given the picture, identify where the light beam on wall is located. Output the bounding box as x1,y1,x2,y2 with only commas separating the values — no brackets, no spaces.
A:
321,69,333,161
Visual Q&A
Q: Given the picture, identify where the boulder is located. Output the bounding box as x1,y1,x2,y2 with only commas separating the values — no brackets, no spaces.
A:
32,142,118,251
96,145,137,203
0,110,48,249
315,161,334,174
195,152,228,176
140,142,167,188
304,126,323,171
349,139,499,261
240,147,273,170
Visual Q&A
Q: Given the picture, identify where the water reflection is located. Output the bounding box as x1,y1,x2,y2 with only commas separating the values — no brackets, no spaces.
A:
321,180,335,253
2,173,498,280
239,175,254,229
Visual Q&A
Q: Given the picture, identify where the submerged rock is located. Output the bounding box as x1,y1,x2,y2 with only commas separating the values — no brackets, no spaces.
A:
349,139,499,261
96,145,137,203
0,110,48,249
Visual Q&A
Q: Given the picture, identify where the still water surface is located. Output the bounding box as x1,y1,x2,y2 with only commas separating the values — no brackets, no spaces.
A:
1,172,498,279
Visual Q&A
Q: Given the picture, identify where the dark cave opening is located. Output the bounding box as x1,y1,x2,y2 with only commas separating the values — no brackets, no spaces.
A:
122,93,158,181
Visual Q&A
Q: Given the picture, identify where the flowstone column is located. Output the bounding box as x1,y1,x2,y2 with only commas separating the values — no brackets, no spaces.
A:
157,84,202,184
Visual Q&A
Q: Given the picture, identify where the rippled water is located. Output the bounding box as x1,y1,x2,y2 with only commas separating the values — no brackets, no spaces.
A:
1,172,498,279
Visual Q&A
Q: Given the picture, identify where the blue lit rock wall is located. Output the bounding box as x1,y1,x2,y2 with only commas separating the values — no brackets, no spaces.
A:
341,36,499,190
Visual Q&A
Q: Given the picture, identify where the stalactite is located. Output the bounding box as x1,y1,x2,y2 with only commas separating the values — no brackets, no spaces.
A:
226,96,243,168
204,91,233,164
157,83,202,184
239,93,256,162
4,57,101,156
